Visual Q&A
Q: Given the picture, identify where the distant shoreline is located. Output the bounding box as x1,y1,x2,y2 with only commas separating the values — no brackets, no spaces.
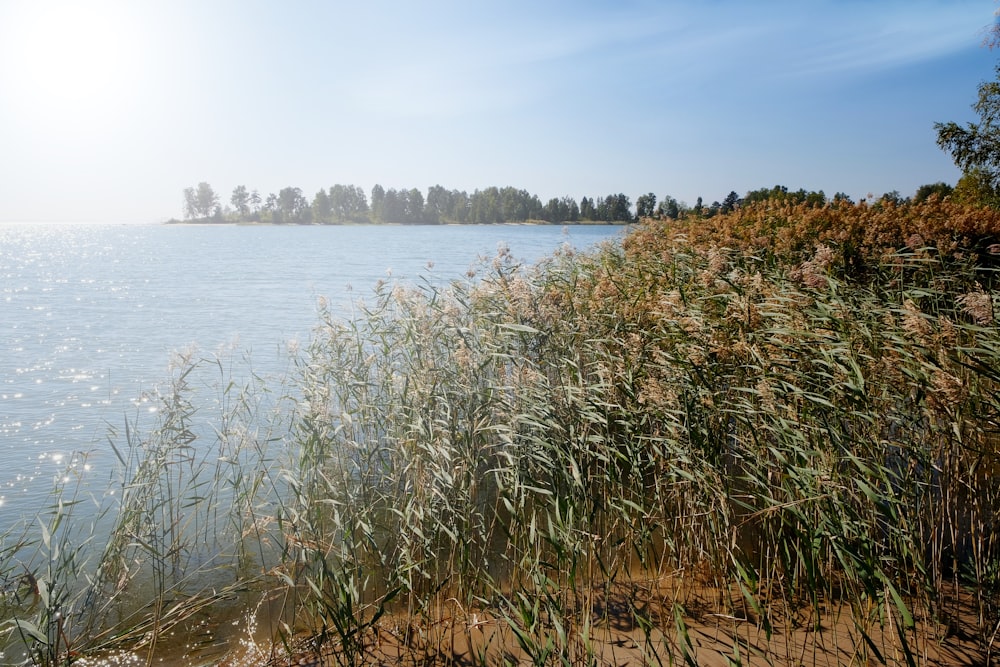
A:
164,218,628,227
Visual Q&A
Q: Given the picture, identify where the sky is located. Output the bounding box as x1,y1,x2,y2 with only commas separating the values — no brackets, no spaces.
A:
0,0,996,223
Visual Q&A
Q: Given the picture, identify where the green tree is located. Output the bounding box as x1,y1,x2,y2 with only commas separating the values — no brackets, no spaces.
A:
380,188,405,223
935,66,1000,203
831,191,853,207
404,187,424,223
349,186,369,219
563,196,580,222
657,195,681,220
183,182,219,220
499,187,528,221
230,185,250,219
183,187,197,219
312,188,332,224
329,184,353,221
744,185,784,205
196,182,218,218
720,190,740,214
636,192,657,218
878,190,904,206
470,187,501,224
593,194,632,222
742,185,824,207
264,192,278,215
249,190,262,218
542,197,566,222
612,194,632,221
426,184,450,223
276,186,311,224
913,182,954,203
953,167,1000,207
450,189,470,222
371,184,385,221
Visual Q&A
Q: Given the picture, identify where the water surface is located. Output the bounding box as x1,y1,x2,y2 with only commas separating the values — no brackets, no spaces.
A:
0,222,622,522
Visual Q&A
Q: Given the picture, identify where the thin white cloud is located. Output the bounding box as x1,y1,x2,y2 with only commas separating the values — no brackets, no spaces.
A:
342,1,986,119
780,8,986,80
339,3,687,118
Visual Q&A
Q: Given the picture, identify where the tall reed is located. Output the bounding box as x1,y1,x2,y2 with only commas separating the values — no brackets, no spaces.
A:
3,198,999,666
0,350,291,665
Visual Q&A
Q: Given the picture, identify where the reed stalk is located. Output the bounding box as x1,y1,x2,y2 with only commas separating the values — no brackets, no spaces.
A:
2,198,999,665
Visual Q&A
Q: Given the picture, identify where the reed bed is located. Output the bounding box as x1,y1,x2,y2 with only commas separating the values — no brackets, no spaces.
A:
2,198,999,666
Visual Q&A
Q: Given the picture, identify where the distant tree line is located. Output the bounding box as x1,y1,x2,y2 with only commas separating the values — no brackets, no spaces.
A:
179,182,644,225
179,181,958,225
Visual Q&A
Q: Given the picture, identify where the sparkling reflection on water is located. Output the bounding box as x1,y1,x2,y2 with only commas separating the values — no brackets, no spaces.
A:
0,222,623,524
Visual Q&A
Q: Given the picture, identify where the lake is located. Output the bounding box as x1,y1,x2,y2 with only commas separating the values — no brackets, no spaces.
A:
0,222,623,526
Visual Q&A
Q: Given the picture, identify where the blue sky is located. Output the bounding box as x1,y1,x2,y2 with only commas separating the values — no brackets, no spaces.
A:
0,0,995,222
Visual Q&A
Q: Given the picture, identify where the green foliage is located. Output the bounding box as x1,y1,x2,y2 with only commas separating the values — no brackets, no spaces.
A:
5,200,1000,664
742,184,826,207
635,192,657,219
913,181,954,203
953,167,1000,208
657,194,682,219
183,180,651,226
275,186,311,224
936,65,1000,203
230,184,251,218
182,182,219,220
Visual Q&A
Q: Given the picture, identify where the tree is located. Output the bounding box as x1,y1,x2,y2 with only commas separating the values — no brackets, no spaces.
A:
935,66,1000,202
499,187,529,221
543,197,567,223
470,187,501,224
371,184,385,221
231,185,250,219
913,182,954,203
591,194,632,222
450,189,470,222
312,188,332,224
603,194,631,221
183,187,197,220
338,185,367,220
657,195,681,220
426,184,450,223
276,186,310,224
196,182,218,218
743,185,787,205
183,182,218,220
350,186,369,218
742,185,824,207
329,184,354,221
831,192,853,207
405,188,424,223
878,190,904,206
563,196,580,222
720,190,740,214
636,192,657,219
380,188,405,223
953,167,1000,208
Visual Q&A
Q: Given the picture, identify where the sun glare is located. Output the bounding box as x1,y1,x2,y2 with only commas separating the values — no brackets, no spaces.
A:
1,2,147,137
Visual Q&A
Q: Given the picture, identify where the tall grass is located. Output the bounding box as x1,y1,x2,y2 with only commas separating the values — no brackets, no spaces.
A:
0,351,292,665
2,198,999,665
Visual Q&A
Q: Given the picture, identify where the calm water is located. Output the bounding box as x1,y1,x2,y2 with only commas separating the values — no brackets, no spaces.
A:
0,222,623,524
